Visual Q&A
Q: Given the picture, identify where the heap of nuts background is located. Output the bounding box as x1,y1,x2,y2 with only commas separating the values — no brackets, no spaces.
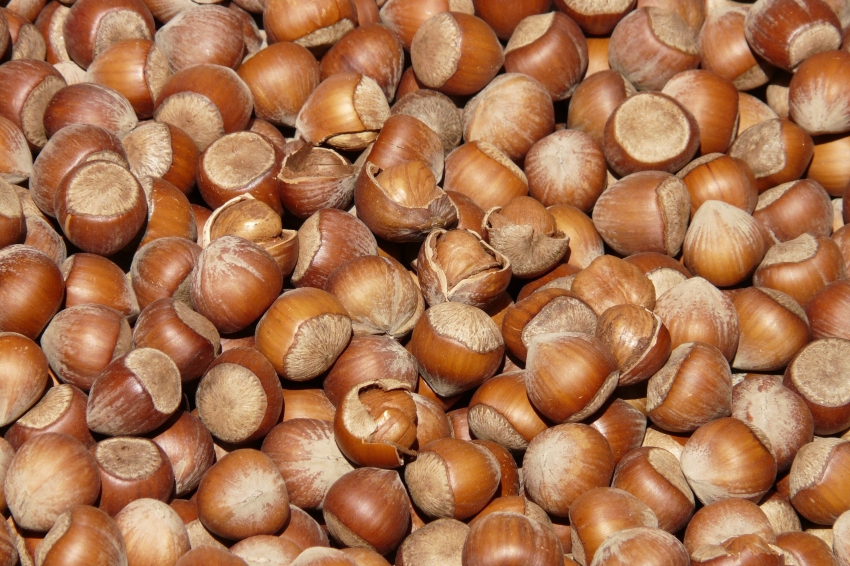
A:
4,0,850,563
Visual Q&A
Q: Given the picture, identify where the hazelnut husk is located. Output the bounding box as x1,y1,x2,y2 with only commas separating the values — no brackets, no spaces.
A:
416,228,511,309
334,379,418,468
355,160,458,243
484,196,569,279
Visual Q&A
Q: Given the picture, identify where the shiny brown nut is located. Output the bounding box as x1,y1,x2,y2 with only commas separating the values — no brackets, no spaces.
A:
391,88,463,156
732,375,814,473
34,505,127,565
653,277,740,362
699,4,773,91
53,159,147,257
603,92,700,177
592,171,691,258
523,423,615,518
133,298,220,384
682,200,765,288
501,287,597,362
405,438,500,521
151,410,216,497
0,57,66,152
731,287,810,372
323,467,410,555
196,448,290,541
569,487,658,566
4,433,101,532
321,23,405,102
122,121,198,196
443,141,529,211
0,115,31,186
680,417,778,505
607,7,699,92
745,0,841,72
255,287,352,382
504,11,587,101
407,301,505,397
238,41,320,128
261,418,354,510
364,113,444,181
4,384,95,450
677,153,758,221
462,511,563,566
43,82,138,140
62,253,139,321
196,347,283,445
154,63,252,152
40,304,132,391
612,447,696,534
129,237,201,311
661,69,740,156
646,341,733,433
789,437,850,525
462,73,554,163
115,498,190,566
467,370,549,451
571,254,657,316
525,129,607,213
92,436,174,516
154,5,244,72
567,69,635,148
191,235,283,335
728,118,814,193
409,12,504,97
136,177,197,248
84,38,170,120
753,233,845,308
197,132,284,215
595,304,671,387
264,0,357,51
0,244,65,339
784,338,850,435
86,347,182,437
295,72,390,151
624,251,692,300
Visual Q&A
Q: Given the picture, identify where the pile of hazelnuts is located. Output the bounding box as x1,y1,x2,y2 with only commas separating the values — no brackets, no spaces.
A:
2,0,850,563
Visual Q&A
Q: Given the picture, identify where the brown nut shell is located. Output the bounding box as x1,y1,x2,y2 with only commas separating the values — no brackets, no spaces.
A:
333,379,417,469
322,467,410,555
354,160,458,243
680,417,777,505
407,302,505,397
255,287,352,381
416,228,511,309
525,332,620,424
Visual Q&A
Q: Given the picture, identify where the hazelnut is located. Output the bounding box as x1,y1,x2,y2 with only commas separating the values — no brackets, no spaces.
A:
409,12,503,96
196,449,290,541
523,423,615,517
407,301,505,397
680,417,777,505
592,172,691,257
4,433,101,532
323,467,410,555
255,287,352,381
405,438,500,520
612,447,696,534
